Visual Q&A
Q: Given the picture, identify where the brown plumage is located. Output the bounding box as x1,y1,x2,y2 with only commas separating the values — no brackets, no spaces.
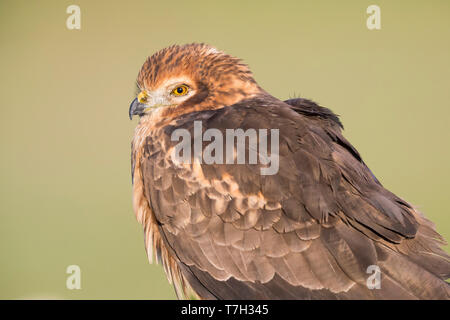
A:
129,43,450,299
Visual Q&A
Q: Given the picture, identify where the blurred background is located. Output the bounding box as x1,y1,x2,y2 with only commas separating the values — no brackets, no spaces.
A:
0,0,449,299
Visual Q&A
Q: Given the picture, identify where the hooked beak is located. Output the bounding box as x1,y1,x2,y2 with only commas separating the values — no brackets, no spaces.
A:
129,98,147,120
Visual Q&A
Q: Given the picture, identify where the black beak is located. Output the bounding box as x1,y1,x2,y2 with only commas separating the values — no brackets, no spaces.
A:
129,98,146,120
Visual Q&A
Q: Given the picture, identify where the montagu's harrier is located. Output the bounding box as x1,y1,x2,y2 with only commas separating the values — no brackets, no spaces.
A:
129,43,449,299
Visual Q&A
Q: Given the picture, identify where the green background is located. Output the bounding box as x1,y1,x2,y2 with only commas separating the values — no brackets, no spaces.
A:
1,0,449,299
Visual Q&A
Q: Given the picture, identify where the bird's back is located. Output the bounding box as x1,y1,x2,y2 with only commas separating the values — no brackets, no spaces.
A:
133,93,450,300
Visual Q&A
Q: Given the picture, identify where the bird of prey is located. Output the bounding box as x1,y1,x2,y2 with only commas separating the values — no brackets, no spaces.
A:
129,43,450,299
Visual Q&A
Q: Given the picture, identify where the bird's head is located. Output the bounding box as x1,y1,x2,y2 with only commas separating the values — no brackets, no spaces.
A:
129,43,262,120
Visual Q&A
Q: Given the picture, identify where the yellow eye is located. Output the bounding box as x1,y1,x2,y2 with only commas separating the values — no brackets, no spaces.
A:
137,91,148,103
171,85,189,96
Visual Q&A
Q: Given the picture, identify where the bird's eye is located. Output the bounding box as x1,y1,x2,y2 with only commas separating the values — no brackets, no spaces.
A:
137,91,148,103
171,85,189,96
